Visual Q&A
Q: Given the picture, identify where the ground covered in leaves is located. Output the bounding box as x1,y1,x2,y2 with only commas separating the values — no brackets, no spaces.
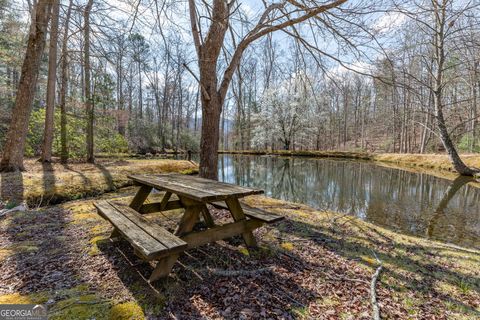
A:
0,186,478,319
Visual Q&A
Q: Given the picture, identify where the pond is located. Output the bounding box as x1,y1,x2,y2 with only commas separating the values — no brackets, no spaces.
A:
217,154,480,249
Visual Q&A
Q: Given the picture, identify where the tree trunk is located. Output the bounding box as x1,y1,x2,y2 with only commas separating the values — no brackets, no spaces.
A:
59,0,73,164
84,0,94,163
41,0,60,163
199,94,222,179
432,0,476,176
0,0,51,172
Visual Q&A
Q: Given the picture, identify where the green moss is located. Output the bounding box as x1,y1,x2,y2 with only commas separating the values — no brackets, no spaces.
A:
238,247,250,256
2,241,40,255
89,235,109,256
280,242,294,251
291,305,310,318
50,294,111,320
109,301,145,320
0,292,49,305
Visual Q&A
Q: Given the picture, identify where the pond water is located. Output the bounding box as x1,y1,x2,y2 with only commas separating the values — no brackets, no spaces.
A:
217,154,480,249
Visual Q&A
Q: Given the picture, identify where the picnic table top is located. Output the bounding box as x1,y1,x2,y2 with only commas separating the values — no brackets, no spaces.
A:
128,173,264,202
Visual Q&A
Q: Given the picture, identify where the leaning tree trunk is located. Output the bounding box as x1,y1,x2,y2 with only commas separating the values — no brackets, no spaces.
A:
41,0,60,163
432,0,476,176
434,99,476,175
0,0,51,172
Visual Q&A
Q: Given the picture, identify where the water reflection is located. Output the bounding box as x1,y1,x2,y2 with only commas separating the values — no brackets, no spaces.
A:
218,155,480,248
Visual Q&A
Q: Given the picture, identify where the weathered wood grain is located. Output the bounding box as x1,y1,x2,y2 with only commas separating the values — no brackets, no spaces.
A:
109,201,187,252
129,185,153,211
94,201,186,260
211,201,284,223
225,198,257,248
95,201,168,260
128,174,263,202
149,253,179,282
181,219,263,249
139,200,183,214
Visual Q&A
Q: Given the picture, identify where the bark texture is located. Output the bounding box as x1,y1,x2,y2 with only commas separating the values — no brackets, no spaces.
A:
60,0,73,163
0,0,52,172
41,0,60,163
188,0,347,179
84,0,94,163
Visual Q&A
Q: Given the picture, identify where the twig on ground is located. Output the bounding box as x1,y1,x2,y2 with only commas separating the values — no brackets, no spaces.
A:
370,251,383,320
176,260,204,281
199,266,275,277
50,299,111,314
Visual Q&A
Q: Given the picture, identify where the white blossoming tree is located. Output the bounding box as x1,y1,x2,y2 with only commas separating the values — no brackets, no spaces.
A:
253,73,314,150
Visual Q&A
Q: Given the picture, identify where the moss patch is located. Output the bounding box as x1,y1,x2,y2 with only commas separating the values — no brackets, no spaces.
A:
49,294,111,320
109,301,145,320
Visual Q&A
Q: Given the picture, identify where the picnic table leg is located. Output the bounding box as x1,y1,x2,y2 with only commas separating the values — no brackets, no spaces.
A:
175,197,203,236
129,185,153,211
159,191,172,211
200,204,215,227
110,228,121,240
149,253,179,282
225,198,258,248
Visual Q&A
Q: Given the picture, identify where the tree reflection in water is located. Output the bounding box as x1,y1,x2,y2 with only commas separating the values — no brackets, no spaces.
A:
218,154,480,248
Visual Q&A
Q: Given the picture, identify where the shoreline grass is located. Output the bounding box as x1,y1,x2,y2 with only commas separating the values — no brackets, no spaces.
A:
0,159,198,206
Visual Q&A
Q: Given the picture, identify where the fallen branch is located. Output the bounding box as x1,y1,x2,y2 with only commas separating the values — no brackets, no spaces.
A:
0,203,28,217
50,299,110,314
370,251,383,320
199,266,275,277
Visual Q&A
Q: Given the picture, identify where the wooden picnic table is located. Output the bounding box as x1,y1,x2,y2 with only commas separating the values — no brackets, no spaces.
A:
94,173,283,282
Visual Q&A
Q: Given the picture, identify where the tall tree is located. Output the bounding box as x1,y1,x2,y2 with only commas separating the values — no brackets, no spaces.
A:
0,0,52,171
40,0,60,163
188,0,347,179
84,0,94,163
59,0,73,163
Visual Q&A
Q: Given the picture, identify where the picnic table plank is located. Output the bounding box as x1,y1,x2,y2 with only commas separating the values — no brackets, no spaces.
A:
156,173,263,196
131,175,216,201
94,201,169,260
211,201,284,223
129,173,263,202
109,201,187,252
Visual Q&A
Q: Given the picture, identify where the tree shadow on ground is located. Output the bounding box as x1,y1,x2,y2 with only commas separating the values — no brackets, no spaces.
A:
94,163,114,190
274,215,480,318
97,236,318,319
0,170,24,205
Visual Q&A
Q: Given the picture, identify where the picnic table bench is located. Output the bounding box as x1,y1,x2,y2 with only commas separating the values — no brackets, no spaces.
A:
94,173,284,282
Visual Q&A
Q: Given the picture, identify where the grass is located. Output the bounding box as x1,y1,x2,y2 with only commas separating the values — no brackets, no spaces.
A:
0,158,198,206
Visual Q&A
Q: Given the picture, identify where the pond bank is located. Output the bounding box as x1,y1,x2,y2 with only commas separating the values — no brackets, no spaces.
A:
0,190,478,319
0,159,197,207
219,150,480,178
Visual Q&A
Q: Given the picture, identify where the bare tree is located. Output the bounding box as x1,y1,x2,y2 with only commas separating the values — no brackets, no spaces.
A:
41,0,60,163
188,0,347,179
0,0,52,171
84,0,94,163
59,0,73,163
